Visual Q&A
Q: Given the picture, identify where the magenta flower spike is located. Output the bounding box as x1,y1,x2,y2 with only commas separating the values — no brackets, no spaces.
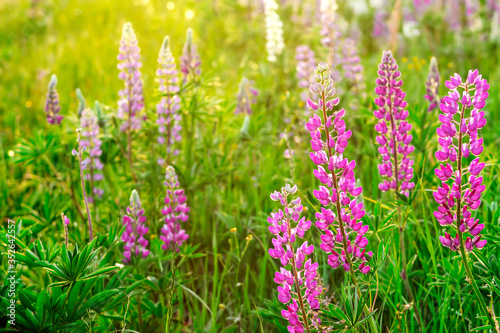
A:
424,57,440,112
160,166,190,251
268,184,322,333
306,64,372,275
374,51,415,196
295,45,316,103
122,189,150,263
44,74,63,125
156,36,182,165
180,28,201,84
234,77,258,115
117,22,145,133
434,69,489,252
80,108,104,202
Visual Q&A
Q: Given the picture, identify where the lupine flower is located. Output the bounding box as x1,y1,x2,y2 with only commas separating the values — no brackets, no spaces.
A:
373,10,389,38
122,189,150,263
44,74,63,125
424,57,440,112
80,108,104,202
413,0,433,17
234,77,258,114
374,51,415,196
117,22,145,133
268,184,322,332
160,166,190,251
434,70,489,252
306,64,372,275
61,213,70,247
263,0,285,62
341,38,364,92
180,28,201,83
319,0,342,83
156,36,182,165
295,45,316,102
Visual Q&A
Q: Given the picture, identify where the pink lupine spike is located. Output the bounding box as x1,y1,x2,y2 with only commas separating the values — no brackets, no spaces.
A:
122,190,150,263
80,108,104,202
160,166,190,251
44,74,63,125
374,51,415,197
156,36,182,165
434,70,489,252
305,64,372,276
268,184,322,333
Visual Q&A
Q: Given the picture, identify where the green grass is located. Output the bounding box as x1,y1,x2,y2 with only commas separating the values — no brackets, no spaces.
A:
1,0,500,332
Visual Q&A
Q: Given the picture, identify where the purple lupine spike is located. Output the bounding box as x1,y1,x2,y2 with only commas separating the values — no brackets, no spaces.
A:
319,1,342,83
44,74,63,125
180,28,201,84
434,69,489,252
268,184,322,332
295,45,316,103
80,108,104,202
234,77,258,115
374,50,415,196
160,166,190,251
122,189,150,263
156,36,182,165
117,22,145,133
424,57,440,112
341,38,364,92
306,64,372,275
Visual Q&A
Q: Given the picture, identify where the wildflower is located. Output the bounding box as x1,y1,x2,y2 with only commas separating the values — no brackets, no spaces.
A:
341,38,365,93
374,50,415,196
117,22,145,133
306,64,372,275
80,108,104,202
295,45,316,102
319,0,342,83
156,36,182,165
180,28,201,83
44,74,63,125
434,69,489,252
61,213,70,247
122,189,150,263
263,0,285,62
160,166,190,251
234,77,258,114
268,184,322,332
73,130,94,240
373,10,389,38
424,57,440,112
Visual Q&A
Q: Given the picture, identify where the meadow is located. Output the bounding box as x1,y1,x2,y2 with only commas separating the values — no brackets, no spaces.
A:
1,0,500,332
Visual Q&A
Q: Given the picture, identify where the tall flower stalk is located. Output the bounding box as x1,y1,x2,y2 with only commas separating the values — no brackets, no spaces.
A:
160,166,190,251
44,74,63,125
80,108,104,205
295,45,316,103
156,36,182,165
117,22,144,180
61,213,70,247
341,38,364,93
234,77,258,115
263,0,285,62
180,28,201,84
373,50,420,326
268,184,321,333
122,189,150,263
433,70,495,329
72,130,94,240
306,64,378,332
424,56,440,112
319,0,342,83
